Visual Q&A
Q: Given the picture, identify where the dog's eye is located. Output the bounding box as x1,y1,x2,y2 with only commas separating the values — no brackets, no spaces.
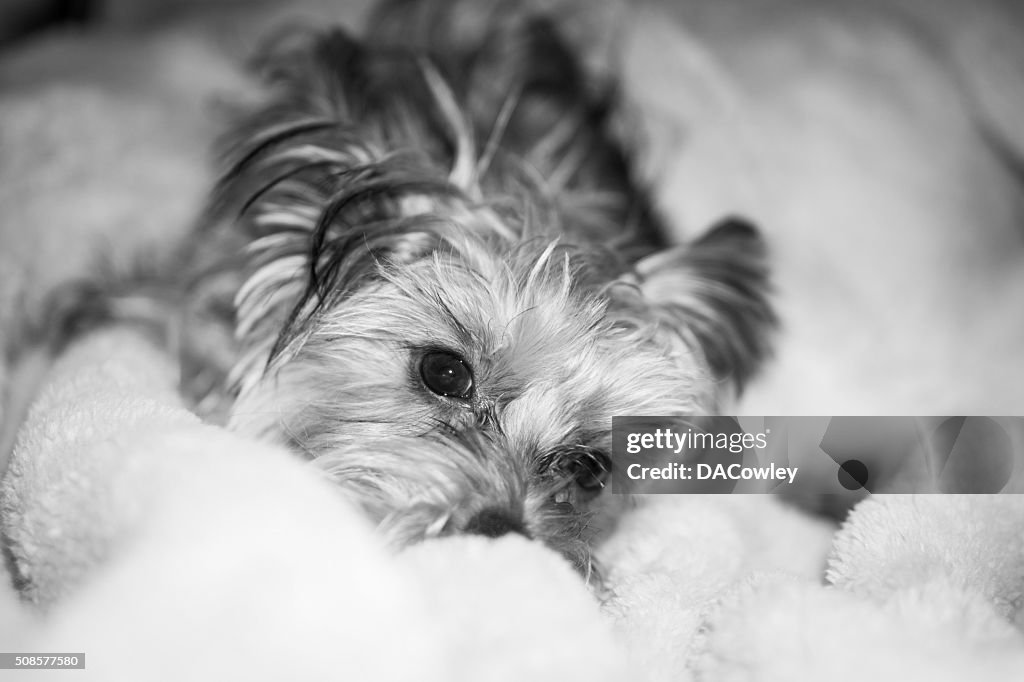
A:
420,351,474,399
570,451,612,492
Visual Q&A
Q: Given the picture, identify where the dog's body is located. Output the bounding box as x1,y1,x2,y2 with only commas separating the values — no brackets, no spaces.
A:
25,0,775,577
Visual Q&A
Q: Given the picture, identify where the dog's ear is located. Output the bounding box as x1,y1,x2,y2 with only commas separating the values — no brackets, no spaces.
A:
611,217,776,394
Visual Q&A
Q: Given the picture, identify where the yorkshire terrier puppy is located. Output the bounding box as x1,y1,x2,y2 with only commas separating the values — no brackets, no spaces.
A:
43,0,775,581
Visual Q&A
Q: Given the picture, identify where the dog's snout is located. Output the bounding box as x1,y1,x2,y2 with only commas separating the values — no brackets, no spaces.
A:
464,507,530,539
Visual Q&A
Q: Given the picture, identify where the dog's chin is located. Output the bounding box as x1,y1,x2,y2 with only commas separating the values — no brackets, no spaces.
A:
298,433,623,583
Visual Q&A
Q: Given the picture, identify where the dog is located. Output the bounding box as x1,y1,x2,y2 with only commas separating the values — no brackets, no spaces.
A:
38,0,775,582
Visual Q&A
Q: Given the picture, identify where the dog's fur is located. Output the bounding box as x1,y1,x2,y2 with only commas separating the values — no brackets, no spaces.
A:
38,0,775,580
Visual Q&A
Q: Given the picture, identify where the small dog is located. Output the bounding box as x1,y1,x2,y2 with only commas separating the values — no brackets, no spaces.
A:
44,0,775,581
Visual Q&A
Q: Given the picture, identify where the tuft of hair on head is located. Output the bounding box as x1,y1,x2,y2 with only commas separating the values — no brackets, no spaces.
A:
367,0,665,238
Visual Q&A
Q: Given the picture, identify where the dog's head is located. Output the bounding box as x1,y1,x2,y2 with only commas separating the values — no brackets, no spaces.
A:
200,8,775,579
226,216,771,577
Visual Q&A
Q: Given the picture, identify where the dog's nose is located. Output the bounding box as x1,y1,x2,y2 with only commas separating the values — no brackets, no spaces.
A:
463,508,530,539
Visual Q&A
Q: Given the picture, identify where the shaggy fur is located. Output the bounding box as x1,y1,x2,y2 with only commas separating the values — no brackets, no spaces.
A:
36,0,775,580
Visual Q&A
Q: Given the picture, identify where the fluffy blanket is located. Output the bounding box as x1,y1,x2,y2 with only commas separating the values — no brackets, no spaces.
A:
2,1,1024,680
2,329,1023,681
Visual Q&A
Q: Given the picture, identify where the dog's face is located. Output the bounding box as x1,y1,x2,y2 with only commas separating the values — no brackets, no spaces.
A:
195,11,775,579
225,206,771,576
